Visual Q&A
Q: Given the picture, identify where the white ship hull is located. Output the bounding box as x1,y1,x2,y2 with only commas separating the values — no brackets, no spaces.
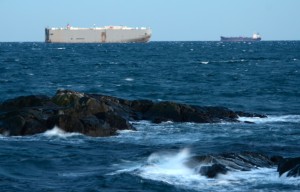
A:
45,26,151,43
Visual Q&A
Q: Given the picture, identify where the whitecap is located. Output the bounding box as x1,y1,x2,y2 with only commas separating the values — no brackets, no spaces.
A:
116,129,136,134
125,148,197,182
200,61,209,64
125,78,134,81
57,47,66,50
43,126,81,138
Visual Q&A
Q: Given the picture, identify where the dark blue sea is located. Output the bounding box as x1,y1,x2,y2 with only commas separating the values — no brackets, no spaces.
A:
0,41,300,191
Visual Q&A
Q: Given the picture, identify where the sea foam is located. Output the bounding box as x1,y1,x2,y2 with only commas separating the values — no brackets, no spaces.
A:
118,149,300,191
43,126,81,138
238,115,300,124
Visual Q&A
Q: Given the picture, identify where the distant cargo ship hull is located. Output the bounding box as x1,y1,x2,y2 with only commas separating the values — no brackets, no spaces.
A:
45,26,151,43
220,37,261,42
220,33,261,42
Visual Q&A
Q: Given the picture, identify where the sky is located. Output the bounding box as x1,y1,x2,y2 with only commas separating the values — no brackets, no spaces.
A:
0,0,299,41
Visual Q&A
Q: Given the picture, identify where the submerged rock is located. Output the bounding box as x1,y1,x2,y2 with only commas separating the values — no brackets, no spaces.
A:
0,89,266,137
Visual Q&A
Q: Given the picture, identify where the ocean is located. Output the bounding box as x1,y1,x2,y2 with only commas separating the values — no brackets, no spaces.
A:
0,41,299,191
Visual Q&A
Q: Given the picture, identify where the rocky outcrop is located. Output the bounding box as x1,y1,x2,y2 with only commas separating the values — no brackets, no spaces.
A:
277,157,300,177
1,91,299,180
0,90,134,137
0,89,266,137
199,163,228,178
185,152,300,178
142,102,239,123
186,152,275,178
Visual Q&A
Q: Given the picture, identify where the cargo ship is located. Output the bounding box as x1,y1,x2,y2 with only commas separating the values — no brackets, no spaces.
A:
45,25,151,43
220,33,261,42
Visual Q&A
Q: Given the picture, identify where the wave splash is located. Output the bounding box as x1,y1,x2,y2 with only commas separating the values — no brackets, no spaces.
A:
43,126,81,138
142,148,193,176
115,149,300,191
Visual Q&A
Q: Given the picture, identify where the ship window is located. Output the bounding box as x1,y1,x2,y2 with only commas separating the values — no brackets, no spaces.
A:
50,33,53,35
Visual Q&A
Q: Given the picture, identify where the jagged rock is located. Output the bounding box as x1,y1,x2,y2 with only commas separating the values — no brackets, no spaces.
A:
287,165,300,177
270,156,284,165
142,102,239,123
0,108,49,136
235,111,267,118
278,157,300,177
80,115,112,137
186,152,275,178
199,163,228,178
0,89,266,137
47,114,84,133
0,95,51,111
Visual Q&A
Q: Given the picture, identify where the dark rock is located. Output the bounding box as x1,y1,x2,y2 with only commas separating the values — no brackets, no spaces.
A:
197,106,238,122
0,95,50,111
95,111,134,131
191,152,275,169
199,163,228,178
46,114,85,134
0,89,267,137
143,101,184,122
278,157,300,177
287,164,300,177
186,152,275,178
130,100,154,113
142,102,241,123
270,156,284,165
243,121,255,124
235,111,267,118
0,108,49,136
80,115,112,137
22,118,47,135
0,115,26,136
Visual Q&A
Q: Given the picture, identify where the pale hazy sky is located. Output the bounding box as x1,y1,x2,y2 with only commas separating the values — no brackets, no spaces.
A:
0,0,299,41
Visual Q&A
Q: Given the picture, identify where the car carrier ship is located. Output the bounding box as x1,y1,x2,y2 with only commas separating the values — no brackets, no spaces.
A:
45,25,152,43
220,33,261,42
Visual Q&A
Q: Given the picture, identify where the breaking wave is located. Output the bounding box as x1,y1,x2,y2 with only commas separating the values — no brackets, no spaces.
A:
115,149,300,191
43,126,82,138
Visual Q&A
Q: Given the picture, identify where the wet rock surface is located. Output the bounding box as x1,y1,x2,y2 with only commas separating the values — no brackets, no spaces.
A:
0,90,266,137
277,157,300,177
186,152,300,178
186,152,275,178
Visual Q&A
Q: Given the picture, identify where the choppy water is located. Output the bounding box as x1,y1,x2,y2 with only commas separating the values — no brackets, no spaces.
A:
0,42,300,191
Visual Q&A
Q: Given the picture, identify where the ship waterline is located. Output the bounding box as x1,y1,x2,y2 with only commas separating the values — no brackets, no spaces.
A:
45,25,152,43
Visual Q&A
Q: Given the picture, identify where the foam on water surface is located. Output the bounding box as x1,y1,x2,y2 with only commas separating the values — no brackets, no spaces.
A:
238,115,300,124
